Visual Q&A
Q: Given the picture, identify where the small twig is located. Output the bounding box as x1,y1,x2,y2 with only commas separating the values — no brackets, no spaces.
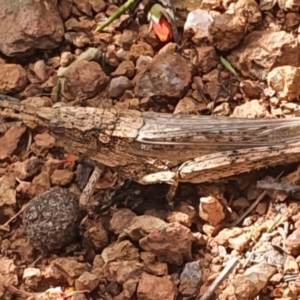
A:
198,257,240,300
230,172,283,227
0,203,30,232
257,180,300,199
26,129,32,152
79,166,103,208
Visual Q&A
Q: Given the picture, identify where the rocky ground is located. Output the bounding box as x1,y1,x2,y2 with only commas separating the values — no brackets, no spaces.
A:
2,0,300,299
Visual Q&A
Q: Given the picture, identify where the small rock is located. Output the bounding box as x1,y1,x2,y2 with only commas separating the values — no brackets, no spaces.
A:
0,175,17,216
255,202,267,215
105,45,119,67
73,0,93,16
107,76,133,98
199,196,226,226
118,30,138,50
8,157,42,180
137,273,177,300
139,222,193,265
65,32,90,48
123,279,138,299
65,16,96,32
23,267,41,289
267,66,300,101
285,12,300,29
284,255,299,274
232,263,276,299
106,282,122,296
58,0,72,21
167,211,192,227
228,30,299,79
83,219,109,251
176,202,198,223
0,126,26,160
52,257,88,285
0,64,28,93
232,100,270,118
32,132,56,155
89,0,106,12
20,84,44,99
109,209,136,235
70,294,87,300
31,60,48,83
0,257,18,286
9,236,35,264
106,4,118,16
286,229,300,256
50,169,74,186
213,102,231,116
32,172,51,195
269,273,284,285
104,260,143,284
234,0,262,27
179,261,202,297
60,52,75,67
232,197,250,211
240,80,263,99
111,61,135,78
128,42,154,63
16,181,36,199
92,255,105,269
208,13,247,51
215,227,252,251
0,0,64,56
201,0,222,10
140,252,168,276
136,55,153,72
174,97,207,114
202,224,215,236
184,9,214,44
259,0,277,10
134,52,193,98
123,215,167,241
75,271,100,292
101,240,139,264
158,43,178,55
278,0,300,11
196,46,219,73
62,60,109,101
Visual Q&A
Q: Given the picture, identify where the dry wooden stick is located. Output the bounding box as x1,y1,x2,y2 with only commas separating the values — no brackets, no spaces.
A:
198,257,240,300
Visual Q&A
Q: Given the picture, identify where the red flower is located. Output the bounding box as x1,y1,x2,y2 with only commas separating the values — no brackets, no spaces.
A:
152,16,173,42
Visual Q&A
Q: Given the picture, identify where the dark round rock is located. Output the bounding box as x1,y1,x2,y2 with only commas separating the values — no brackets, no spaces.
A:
23,187,82,253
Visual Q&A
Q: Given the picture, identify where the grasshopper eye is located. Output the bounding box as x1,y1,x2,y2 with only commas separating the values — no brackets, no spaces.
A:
53,102,66,110
50,118,65,134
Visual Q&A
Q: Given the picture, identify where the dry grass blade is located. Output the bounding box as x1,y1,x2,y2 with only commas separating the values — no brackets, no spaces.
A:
198,257,240,300
229,172,283,227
